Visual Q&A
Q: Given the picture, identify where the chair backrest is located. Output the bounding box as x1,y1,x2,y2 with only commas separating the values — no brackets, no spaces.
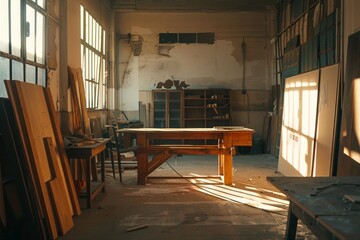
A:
111,123,121,147
90,117,102,138
112,110,128,122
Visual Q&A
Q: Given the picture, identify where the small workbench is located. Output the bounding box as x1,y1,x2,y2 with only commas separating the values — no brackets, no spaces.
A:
66,138,109,208
267,176,360,240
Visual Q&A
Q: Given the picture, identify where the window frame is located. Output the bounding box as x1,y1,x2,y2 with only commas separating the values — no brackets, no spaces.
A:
0,0,48,98
80,5,108,110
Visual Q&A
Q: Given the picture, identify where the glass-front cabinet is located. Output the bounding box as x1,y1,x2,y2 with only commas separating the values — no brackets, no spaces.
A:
153,90,182,128
153,91,167,128
168,91,182,128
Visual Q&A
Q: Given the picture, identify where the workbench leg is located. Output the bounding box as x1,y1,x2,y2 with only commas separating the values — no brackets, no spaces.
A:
285,202,298,240
137,133,147,185
101,150,105,192
91,157,98,181
137,155,147,185
223,133,233,185
218,139,224,176
86,157,91,209
223,155,232,185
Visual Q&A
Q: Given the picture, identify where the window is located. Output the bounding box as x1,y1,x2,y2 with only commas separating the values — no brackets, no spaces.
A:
179,33,196,43
0,0,47,97
197,33,215,44
80,5,107,109
159,33,178,44
159,32,215,44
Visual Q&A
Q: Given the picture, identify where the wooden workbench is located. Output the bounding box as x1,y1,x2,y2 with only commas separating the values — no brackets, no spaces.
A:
267,176,360,240
118,127,254,185
66,138,109,208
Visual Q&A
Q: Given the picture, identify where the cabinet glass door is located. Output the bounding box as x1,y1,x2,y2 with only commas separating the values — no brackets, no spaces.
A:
153,92,167,128
168,91,182,128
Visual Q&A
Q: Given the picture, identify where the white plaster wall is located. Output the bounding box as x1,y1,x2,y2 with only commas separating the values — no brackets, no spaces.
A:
121,54,139,110
116,11,272,111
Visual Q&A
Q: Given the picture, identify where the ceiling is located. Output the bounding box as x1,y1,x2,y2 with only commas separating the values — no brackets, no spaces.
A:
112,0,278,12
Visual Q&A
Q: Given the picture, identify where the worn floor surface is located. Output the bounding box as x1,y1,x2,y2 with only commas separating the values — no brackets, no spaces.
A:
60,154,317,240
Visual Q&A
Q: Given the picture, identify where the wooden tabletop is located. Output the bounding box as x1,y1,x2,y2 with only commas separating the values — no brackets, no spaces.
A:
66,138,110,158
267,176,360,239
117,127,254,133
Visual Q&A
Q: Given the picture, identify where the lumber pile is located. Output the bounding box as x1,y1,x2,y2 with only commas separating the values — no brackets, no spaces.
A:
0,80,80,239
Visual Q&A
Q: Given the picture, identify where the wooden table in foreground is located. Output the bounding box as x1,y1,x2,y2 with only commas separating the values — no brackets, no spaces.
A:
267,176,360,240
118,127,254,185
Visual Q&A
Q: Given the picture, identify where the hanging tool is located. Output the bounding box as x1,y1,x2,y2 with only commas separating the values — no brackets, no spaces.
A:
241,37,250,123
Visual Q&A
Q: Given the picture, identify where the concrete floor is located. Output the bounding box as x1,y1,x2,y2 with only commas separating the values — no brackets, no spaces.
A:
60,154,317,240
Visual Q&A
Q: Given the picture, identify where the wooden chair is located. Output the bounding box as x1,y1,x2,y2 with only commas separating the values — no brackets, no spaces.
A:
111,124,123,182
111,123,138,182
90,117,116,180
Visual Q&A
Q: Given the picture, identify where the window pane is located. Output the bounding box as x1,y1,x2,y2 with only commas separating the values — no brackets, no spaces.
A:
95,54,99,83
98,24,101,51
25,64,36,84
0,0,9,53
179,33,196,43
159,33,178,44
12,60,23,81
38,68,46,86
197,32,215,44
11,0,21,56
88,15,94,45
26,5,35,61
85,11,88,43
98,24,102,52
95,22,98,51
36,12,45,63
85,48,89,79
95,80,99,108
37,0,45,9
80,5,84,40
102,58,106,108
91,51,95,81
103,30,106,55
81,44,84,68
0,57,10,97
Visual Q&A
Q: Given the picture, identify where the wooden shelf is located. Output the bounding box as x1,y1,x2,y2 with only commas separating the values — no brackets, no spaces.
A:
183,89,231,143
152,89,231,144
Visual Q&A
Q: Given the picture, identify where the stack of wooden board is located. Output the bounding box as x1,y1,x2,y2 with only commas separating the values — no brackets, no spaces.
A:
3,80,80,239
0,98,42,239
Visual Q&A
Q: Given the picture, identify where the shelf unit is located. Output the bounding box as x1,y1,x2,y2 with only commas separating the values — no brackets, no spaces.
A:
183,89,231,144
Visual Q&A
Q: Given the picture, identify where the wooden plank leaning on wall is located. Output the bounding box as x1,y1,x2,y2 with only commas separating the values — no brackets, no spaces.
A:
68,66,91,137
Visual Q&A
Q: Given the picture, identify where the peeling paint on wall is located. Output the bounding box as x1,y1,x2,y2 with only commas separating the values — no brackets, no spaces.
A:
158,45,175,57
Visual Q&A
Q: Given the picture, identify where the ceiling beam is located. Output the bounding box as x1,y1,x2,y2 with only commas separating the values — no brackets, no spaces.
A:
112,0,277,12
